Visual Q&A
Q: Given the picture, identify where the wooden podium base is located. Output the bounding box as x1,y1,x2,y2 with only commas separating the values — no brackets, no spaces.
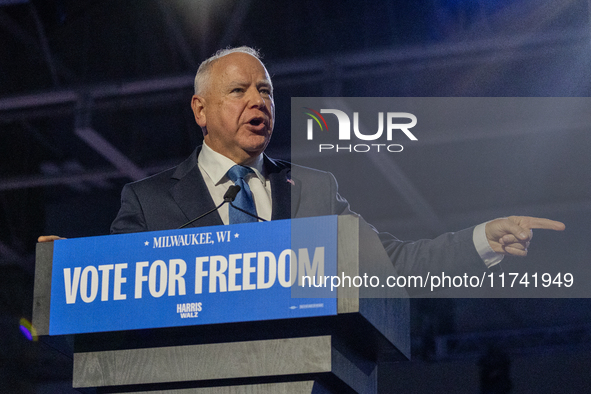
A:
74,335,378,393
109,381,333,394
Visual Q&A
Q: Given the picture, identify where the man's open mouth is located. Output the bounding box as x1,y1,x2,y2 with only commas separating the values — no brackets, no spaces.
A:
249,118,264,126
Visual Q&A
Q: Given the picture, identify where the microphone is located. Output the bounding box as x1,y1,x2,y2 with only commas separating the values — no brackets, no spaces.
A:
177,185,242,229
228,185,267,223
177,185,266,229
223,185,241,202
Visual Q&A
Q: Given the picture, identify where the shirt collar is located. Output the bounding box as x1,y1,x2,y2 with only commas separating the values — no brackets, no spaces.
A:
198,142,266,186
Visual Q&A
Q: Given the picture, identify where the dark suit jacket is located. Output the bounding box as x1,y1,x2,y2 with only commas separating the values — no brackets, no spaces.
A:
111,146,485,277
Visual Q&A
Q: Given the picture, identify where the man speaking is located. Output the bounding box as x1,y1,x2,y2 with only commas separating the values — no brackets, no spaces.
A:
40,46,565,276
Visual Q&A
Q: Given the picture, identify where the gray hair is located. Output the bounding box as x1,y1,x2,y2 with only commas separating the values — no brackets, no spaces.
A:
193,46,266,95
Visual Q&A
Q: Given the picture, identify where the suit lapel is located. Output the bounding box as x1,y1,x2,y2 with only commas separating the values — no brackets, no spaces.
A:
266,155,300,220
169,149,299,226
170,147,224,228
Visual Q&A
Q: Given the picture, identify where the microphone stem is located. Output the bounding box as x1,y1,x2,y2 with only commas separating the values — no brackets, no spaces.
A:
229,202,267,222
177,201,226,229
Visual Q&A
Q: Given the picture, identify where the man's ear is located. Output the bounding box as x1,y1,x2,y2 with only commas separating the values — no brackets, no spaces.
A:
191,95,207,129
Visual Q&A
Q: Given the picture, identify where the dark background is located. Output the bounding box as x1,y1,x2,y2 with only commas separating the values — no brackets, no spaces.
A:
0,0,590,392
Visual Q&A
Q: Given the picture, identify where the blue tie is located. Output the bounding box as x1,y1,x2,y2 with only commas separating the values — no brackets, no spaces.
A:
226,165,257,223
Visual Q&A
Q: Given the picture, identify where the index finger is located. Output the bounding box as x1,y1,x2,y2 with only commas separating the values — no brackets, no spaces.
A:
521,217,565,231
37,235,66,242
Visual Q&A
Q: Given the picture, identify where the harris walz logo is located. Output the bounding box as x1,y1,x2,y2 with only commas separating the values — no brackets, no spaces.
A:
303,107,417,153
177,302,202,319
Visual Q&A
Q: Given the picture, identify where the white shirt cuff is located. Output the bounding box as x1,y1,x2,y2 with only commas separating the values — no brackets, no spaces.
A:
473,222,504,269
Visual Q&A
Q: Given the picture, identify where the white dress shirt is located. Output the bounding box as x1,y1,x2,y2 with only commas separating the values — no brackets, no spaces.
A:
198,142,272,224
473,222,504,268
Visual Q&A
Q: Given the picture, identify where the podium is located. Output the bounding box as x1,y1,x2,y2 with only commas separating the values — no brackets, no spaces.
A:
33,215,409,393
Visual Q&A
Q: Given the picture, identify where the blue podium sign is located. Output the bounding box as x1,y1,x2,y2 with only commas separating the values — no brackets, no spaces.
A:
49,216,338,335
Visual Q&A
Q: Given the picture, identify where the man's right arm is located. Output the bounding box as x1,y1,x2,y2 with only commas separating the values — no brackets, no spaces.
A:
110,184,148,234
